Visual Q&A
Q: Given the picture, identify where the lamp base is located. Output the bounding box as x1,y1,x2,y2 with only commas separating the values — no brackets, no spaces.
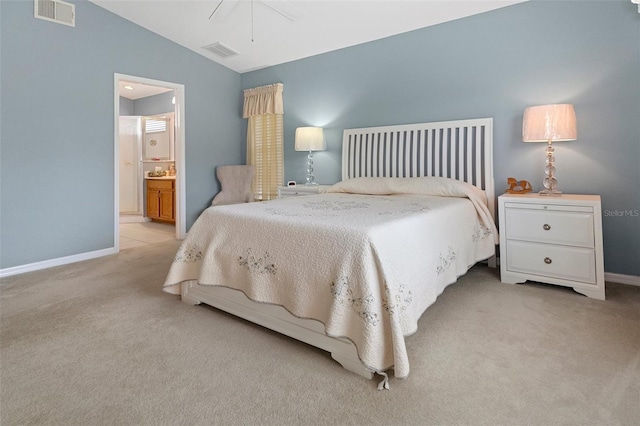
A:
304,150,318,186
539,141,562,197
539,189,562,196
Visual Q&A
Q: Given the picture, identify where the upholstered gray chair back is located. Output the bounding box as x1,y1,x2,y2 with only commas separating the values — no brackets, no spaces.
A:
211,165,255,206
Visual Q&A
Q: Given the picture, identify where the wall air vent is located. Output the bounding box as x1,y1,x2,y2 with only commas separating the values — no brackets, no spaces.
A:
34,0,75,27
202,42,240,59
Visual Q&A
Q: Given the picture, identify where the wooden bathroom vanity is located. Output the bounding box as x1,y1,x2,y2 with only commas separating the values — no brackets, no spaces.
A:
146,177,175,223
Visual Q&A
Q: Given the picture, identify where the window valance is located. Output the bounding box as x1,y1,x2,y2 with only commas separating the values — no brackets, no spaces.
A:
242,83,284,118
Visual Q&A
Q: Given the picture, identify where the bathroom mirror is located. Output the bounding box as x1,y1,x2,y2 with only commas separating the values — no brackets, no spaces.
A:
143,117,172,160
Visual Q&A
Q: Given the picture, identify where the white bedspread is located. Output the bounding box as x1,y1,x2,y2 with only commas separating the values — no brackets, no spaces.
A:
164,177,498,378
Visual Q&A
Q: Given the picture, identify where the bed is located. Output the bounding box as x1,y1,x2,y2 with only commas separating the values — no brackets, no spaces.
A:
163,118,497,386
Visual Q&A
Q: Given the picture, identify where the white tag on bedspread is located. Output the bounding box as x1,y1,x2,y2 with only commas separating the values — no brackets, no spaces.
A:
377,371,390,391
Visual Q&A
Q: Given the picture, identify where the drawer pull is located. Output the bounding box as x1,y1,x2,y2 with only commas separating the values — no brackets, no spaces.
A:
544,257,552,264
543,224,551,231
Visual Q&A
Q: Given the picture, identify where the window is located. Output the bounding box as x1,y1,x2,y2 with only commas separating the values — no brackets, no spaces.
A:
145,119,167,134
243,83,284,200
246,114,283,200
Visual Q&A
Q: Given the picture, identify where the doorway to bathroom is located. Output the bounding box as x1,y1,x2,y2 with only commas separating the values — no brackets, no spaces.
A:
114,73,186,251
118,113,175,220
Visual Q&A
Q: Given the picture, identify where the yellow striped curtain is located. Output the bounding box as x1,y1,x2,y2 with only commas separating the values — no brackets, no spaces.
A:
243,83,284,200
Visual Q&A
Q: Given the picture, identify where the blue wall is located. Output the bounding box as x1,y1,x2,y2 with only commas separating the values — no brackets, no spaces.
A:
119,96,134,116
2,0,638,278
132,91,175,117
241,1,640,276
0,0,242,269
119,92,174,117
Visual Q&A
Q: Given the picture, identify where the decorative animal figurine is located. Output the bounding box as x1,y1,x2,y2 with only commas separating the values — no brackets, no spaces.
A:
506,177,533,194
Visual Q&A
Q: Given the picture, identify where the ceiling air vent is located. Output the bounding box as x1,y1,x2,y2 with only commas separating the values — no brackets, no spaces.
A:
34,0,75,27
203,42,240,59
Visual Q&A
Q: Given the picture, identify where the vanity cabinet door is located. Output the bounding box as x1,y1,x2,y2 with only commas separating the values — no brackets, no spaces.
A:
146,179,175,223
159,188,175,221
147,188,160,219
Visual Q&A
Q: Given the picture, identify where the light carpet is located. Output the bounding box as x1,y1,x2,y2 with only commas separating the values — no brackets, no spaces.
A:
1,240,639,425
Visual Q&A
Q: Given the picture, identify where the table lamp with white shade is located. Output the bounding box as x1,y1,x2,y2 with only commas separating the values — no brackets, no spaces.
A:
522,104,577,196
295,127,326,185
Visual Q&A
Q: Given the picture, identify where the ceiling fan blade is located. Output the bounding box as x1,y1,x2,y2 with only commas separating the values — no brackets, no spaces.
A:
208,0,225,20
209,0,243,21
260,0,302,22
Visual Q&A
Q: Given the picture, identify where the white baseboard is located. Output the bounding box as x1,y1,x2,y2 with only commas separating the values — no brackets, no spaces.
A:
0,247,117,279
604,272,640,287
119,215,150,224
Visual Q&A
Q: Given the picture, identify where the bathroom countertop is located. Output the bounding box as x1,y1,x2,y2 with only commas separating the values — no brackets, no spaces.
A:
145,175,176,180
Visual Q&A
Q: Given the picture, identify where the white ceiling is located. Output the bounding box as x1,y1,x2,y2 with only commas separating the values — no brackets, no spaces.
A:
92,0,526,74
118,80,173,100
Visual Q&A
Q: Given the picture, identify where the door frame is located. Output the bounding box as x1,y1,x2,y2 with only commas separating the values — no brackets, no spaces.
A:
113,73,186,250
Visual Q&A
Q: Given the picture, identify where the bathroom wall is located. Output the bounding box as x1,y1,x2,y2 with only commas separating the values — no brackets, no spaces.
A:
141,112,175,178
119,97,134,116
118,92,175,118
134,93,176,179
133,91,175,117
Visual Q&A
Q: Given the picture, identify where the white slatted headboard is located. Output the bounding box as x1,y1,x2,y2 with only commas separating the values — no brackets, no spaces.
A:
342,118,495,220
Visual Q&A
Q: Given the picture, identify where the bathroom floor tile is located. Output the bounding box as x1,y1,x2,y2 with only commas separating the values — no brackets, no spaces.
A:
119,222,176,248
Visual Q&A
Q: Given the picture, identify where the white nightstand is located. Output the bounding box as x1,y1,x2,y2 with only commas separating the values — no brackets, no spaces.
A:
498,193,605,300
277,185,330,199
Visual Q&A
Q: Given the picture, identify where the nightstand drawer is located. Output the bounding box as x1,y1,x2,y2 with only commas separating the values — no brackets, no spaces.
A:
506,240,596,284
504,207,594,248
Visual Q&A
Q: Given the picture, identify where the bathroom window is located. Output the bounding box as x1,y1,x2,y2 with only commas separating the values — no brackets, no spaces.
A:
145,119,167,133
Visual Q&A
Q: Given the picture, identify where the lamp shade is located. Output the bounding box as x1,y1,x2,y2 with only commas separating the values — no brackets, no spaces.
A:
522,104,577,142
295,127,326,151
